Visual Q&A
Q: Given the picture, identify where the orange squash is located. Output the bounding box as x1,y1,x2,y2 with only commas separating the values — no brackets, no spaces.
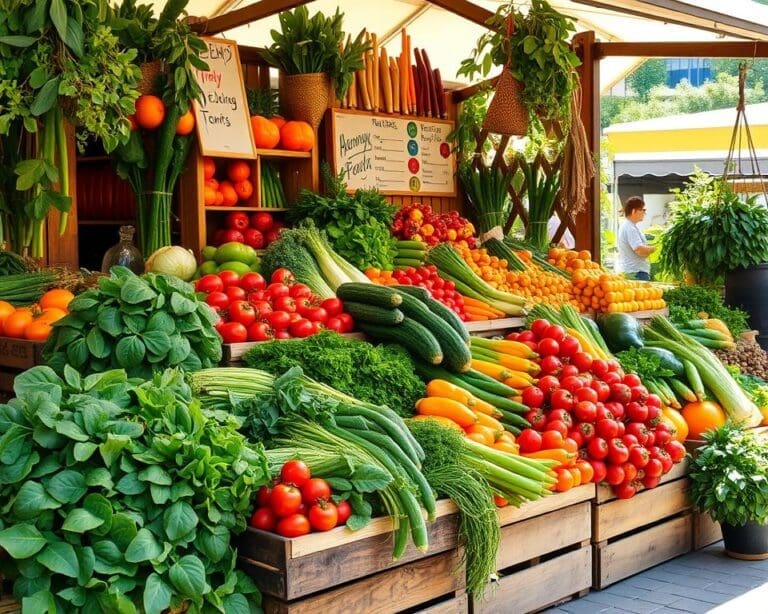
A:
415,396,476,428
280,121,314,152
681,400,726,440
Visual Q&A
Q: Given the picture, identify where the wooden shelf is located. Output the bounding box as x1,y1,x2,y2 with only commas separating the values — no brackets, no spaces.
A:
205,206,288,213
79,219,134,226
257,148,312,159
77,155,110,163
465,317,525,334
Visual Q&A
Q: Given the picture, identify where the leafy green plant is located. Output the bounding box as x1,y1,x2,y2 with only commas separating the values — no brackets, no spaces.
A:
457,0,581,126
0,366,266,612
659,170,768,285
260,6,370,100
663,285,749,337
689,422,768,526
42,266,222,380
247,87,280,117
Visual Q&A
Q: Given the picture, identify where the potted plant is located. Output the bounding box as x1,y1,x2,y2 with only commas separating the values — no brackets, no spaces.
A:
260,6,369,128
457,0,581,131
689,422,768,559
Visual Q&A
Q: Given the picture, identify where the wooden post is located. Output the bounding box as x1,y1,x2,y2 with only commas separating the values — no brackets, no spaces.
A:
572,31,601,259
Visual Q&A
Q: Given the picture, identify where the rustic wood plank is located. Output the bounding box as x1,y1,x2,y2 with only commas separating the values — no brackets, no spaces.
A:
594,514,693,589
473,546,591,614
693,511,722,550
263,549,465,614
414,592,468,614
0,370,17,394
497,484,595,527
498,501,592,570
593,479,691,542
0,598,19,614
464,318,525,334
596,458,688,504
0,338,45,370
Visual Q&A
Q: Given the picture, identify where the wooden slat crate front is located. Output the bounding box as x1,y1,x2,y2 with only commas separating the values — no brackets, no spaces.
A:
0,337,45,370
693,511,722,550
472,484,595,614
237,500,459,601
592,460,692,589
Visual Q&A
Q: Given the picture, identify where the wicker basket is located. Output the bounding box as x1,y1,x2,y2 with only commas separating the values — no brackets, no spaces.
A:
137,60,165,96
483,69,528,137
279,72,332,129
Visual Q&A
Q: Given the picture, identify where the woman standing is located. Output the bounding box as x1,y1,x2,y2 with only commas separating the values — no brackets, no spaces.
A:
618,196,655,281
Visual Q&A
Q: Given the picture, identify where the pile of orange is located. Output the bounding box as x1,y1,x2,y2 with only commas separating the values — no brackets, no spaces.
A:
570,269,665,313
250,116,314,152
547,247,602,273
130,95,196,136
0,289,75,342
203,158,254,207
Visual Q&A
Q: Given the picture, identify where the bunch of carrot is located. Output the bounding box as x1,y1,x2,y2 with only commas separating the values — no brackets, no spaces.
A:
462,296,505,321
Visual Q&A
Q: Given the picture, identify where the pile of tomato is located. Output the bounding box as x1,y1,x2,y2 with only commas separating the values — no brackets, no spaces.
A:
391,266,468,320
211,211,285,249
195,268,354,344
249,460,350,537
0,289,75,342
391,203,476,247
512,319,686,499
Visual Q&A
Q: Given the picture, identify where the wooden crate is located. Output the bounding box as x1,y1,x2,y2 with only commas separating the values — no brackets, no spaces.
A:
592,460,692,589
0,337,44,370
693,511,722,550
471,484,595,614
238,499,459,602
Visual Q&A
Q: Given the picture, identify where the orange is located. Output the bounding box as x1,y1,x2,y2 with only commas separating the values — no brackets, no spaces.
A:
251,115,280,149
219,181,238,207
681,400,726,440
214,191,224,206
280,121,314,152
227,160,251,183
176,109,195,135
39,288,74,312
4,308,34,338
234,179,254,202
36,307,67,325
205,178,219,191
203,158,216,180
204,186,217,206
24,320,52,342
662,407,689,443
0,300,14,332
270,116,286,130
134,94,166,130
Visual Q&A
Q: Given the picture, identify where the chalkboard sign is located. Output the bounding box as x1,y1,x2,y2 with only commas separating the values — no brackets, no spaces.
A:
329,109,456,197
192,37,256,159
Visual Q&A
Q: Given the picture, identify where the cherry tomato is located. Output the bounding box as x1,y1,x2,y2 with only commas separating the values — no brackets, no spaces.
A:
336,500,352,525
321,297,344,317
276,513,311,538
228,300,256,327
218,270,241,288
206,291,230,310
271,268,295,285
280,460,311,488
301,478,332,504
219,322,248,344
308,502,338,532
270,484,302,517
240,272,266,292
195,274,224,294
249,507,277,531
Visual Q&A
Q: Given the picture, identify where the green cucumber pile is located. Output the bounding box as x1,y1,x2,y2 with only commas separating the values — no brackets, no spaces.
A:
336,282,472,372
394,239,428,269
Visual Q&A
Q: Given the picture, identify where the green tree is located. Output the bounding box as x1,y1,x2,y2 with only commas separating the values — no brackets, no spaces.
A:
626,59,668,100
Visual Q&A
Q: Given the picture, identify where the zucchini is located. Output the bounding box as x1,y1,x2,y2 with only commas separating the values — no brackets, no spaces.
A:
682,359,705,401
678,328,732,341
681,333,734,350
665,377,697,403
394,285,469,343
393,258,424,268
597,313,644,352
395,249,427,260
357,319,443,365
396,240,428,250
337,282,403,307
459,369,519,396
655,378,681,408
638,346,684,376
396,293,472,373
343,301,405,326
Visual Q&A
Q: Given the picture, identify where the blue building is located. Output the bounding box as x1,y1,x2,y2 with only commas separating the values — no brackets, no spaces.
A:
665,58,712,87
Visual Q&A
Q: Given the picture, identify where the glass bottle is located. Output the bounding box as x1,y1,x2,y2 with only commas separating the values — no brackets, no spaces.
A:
101,225,144,274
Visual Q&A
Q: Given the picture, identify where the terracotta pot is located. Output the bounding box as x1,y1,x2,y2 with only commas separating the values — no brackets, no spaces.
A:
278,72,332,129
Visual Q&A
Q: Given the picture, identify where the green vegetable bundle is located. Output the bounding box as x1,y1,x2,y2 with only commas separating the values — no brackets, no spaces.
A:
43,267,222,379
663,285,748,337
0,367,266,613
459,162,512,234
242,330,424,417
0,271,57,305
520,157,561,252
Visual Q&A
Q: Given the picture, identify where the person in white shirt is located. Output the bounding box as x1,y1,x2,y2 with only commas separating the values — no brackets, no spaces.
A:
617,196,655,281
547,215,575,249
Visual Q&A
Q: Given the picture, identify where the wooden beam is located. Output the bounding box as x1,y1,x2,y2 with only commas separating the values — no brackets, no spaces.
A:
572,31,601,258
422,0,492,28
572,0,768,40
192,0,308,35
595,41,768,59
451,75,498,103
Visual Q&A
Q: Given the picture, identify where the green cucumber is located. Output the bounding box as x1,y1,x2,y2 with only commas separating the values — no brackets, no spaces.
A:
337,282,403,307
357,319,443,365
396,249,427,260
394,285,470,344
682,359,705,401
393,258,424,268
343,301,405,326
665,377,697,403
396,240,428,250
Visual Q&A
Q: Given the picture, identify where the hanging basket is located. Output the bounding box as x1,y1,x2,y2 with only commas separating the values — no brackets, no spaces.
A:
483,69,529,137
279,72,332,129
137,60,165,96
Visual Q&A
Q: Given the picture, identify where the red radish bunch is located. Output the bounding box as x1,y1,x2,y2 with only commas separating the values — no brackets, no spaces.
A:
249,460,351,537
512,319,686,499
391,203,476,247
212,211,286,248
389,265,468,320
195,268,354,343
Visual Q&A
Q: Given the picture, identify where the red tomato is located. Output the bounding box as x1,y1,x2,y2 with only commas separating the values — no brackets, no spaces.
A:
226,211,249,231
521,386,544,409
275,331,291,339
570,352,593,373
308,502,338,532
267,311,292,331
629,445,650,468
336,313,354,333
605,464,626,486
243,229,265,249
289,284,313,299
615,481,637,499
267,283,291,300
610,383,632,404
590,380,611,402
560,364,580,379
558,335,581,357
247,321,274,342
529,319,550,338
325,317,344,332
543,324,566,342
548,409,573,428
218,322,248,344
270,268,295,285
524,408,547,431
596,418,619,440
546,420,569,438
607,438,630,465
642,474,661,489
550,389,574,411
195,274,224,294
281,460,311,487
206,291,230,310
289,318,314,338
276,514,310,537
537,338,560,357
272,295,296,313
240,272,266,292
575,387,598,404
577,422,596,441
665,440,687,463
218,270,241,288
539,355,563,375
250,300,273,319
304,306,328,323
229,300,256,327
537,375,560,396
225,286,247,302
625,401,648,423
270,484,302,517
257,485,272,507
591,359,610,379
574,400,597,423
251,211,275,232
321,297,344,317
517,429,542,453
589,459,607,483
301,478,332,504
644,458,663,478
222,229,245,243
623,373,642,388
249,507,277,531
587,437,609,460
336,500,352,525
248,289,267,303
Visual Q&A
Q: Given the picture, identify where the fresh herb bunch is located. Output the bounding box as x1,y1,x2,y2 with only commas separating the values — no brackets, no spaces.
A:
520,156,561,251
616,347,674,382
43,266,222,379
289,164,397,270
449,90,491,163
728,367,768,409
247,87,280,117
457,0,581,126
664,285,749,336
659,171,768,285
242,330,425,417
260,6,370,101
0,366,265,612
689,423,768,526
459,162,512,234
